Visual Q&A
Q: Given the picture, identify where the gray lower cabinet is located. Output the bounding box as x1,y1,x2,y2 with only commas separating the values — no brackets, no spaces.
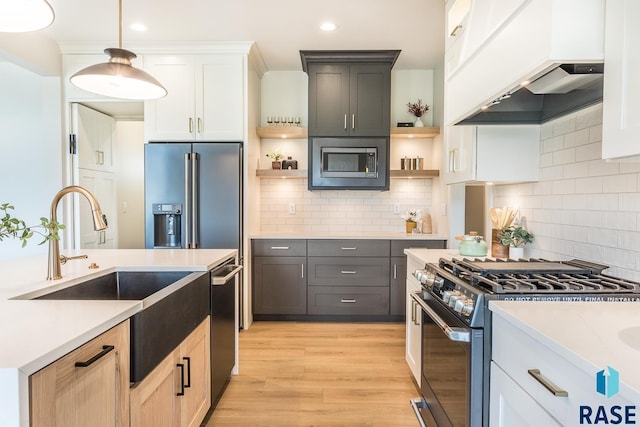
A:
251,238,447,319
252,239,306,315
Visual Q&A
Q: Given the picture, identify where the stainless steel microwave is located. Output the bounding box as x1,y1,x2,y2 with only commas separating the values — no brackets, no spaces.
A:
309,138,389,190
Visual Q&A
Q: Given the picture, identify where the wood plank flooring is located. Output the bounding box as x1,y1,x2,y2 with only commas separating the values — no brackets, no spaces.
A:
204,321,419,427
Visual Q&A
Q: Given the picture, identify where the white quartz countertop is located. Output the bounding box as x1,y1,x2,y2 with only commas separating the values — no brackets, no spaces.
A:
404,248,461,264
489,301,640,400
0,248,236,427
251,231,448,240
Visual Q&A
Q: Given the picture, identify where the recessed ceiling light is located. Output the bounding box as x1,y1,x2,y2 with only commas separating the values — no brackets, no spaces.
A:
320,22,336,31
130,23,147,32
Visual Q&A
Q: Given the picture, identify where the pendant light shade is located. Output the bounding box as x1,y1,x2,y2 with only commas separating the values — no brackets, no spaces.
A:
0,0,55,32
70,48,167,100
69,0,167,100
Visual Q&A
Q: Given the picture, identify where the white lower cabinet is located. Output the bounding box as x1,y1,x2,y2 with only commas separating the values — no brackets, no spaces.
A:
405,256,424,384
29,321,130,427
490,314,636,426
490,362,561,427
130,316,210,427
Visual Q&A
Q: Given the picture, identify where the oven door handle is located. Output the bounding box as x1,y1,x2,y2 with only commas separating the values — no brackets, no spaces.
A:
411,293,470,343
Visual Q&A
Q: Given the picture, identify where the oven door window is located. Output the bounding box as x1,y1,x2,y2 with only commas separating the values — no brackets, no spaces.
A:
421,301,471,427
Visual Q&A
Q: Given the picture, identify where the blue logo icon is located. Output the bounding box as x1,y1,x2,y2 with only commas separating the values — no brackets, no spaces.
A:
596,366,620,398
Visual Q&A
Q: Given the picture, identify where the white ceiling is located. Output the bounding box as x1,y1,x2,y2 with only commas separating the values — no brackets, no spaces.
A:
42,0,445,71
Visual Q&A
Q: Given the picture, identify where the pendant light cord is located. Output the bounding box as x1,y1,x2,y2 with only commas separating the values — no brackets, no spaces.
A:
118,0,123,49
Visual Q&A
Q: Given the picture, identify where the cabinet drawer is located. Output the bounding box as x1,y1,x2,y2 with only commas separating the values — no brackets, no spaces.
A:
492,315,635,425
307,239,389,257
308,257,390,286
252,239,306,256
390,239,447,256
308,286,390,315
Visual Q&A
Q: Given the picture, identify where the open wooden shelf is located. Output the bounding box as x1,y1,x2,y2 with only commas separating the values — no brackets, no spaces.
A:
390,169,440,178
390,126,440,139
256,126,307,139
256,169,307,178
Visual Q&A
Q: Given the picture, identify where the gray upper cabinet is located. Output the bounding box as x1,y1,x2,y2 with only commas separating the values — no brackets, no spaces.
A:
301,50,400,137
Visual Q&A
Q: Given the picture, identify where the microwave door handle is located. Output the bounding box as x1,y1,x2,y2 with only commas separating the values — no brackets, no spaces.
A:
411,293,470,342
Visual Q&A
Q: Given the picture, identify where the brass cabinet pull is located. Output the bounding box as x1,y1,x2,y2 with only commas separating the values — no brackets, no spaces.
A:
197,117,202,133
527,369,569,397
450,24,463,37
188,117,193,133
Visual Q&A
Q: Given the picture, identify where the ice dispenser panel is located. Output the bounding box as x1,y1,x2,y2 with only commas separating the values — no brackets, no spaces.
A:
153,203,182,248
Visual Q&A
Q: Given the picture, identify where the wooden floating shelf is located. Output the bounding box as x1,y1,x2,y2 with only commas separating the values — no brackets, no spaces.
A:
256,169,307,178
390,127,440,139
390,169,440,178
256,126,307,139
256,169,439,179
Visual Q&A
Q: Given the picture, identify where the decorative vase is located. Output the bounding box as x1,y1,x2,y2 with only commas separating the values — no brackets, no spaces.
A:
491,228,509,258
414,117,424,127
509,246,525,260
406,221,417,234
271,161,281,170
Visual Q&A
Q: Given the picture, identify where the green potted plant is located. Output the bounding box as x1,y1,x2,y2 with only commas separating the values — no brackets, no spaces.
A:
266,149,284,169
406,99,430,127
0,203,64,247
497,225,534,259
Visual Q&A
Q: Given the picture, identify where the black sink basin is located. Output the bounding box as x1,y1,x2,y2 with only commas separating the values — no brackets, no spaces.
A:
34,271,192,301
34,270,210,383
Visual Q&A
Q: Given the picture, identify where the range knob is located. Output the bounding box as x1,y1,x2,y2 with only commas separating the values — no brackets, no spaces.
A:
413,269,427,283
454,297,475,317
447,291,462,308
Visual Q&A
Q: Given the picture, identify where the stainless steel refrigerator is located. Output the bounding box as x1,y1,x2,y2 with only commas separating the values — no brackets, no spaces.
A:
144,142,242,254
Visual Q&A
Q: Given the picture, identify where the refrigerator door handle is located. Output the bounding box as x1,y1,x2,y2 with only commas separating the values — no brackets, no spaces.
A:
184,153,191,248
191,152,200,248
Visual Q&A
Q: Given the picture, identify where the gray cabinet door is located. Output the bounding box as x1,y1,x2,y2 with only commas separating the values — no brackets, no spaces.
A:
308,257,390,286
349,64,391,136
253,257,306,315
307,63,391,137
390,256,407,316
308,239,389,257
308,64,350,137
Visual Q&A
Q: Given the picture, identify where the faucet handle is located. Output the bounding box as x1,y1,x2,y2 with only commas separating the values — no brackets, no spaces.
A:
59,254,89,265
102,214,108,227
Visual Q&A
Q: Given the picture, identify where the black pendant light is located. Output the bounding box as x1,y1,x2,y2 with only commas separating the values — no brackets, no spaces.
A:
70,0,167,100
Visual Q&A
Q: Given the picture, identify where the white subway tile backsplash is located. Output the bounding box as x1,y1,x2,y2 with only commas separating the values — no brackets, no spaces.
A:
543,136,565,153
564,128,590,148
563,162,590,179
574,143,602,162
603,174,638,193
553,115,577,136
575,104,603,129
541,165,564,181
553,148,576,165
587,159,620,177
574,176,603,194
587,194,620,211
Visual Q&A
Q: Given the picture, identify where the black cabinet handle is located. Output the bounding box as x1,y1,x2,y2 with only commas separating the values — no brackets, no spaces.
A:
74,345,114,368
177,363,185,396
183,357,191,388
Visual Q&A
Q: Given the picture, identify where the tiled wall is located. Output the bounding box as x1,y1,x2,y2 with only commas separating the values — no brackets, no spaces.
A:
494,104,640,281
259,178,434,234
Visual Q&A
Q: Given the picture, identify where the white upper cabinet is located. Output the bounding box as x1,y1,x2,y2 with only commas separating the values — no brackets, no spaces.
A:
444,0,605,126
73,103,114,172
601,0,640,160
443,125,540,184
144,54,244,142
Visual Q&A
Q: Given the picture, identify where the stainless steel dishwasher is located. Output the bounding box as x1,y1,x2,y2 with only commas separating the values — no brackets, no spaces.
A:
210,259,242,407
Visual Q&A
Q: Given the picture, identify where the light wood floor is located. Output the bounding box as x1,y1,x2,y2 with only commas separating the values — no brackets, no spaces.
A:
204,321,419,427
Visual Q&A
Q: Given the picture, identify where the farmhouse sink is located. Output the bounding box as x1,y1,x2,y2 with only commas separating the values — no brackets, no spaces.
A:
34,271,192,301
34,270,210,383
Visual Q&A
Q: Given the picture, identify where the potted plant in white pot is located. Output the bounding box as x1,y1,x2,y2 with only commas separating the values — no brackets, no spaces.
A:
497,224,534,259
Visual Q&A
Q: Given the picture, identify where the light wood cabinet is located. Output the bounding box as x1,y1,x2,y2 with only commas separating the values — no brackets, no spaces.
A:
443,125,540,184
144,54,243,142
602,0,640,160
30,320,130,427
130,317,211,427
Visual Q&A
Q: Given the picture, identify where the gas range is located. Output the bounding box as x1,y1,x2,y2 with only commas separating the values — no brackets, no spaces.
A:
413,257,640,328
409,258,640,427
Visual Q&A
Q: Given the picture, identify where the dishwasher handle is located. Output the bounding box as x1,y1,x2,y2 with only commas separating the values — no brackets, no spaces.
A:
211,264,243,285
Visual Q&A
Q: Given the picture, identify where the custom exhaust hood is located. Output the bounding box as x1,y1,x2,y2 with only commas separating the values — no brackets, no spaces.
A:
456,64,604,125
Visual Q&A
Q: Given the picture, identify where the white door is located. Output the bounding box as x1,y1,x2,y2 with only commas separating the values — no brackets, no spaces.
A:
78,169,117,249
